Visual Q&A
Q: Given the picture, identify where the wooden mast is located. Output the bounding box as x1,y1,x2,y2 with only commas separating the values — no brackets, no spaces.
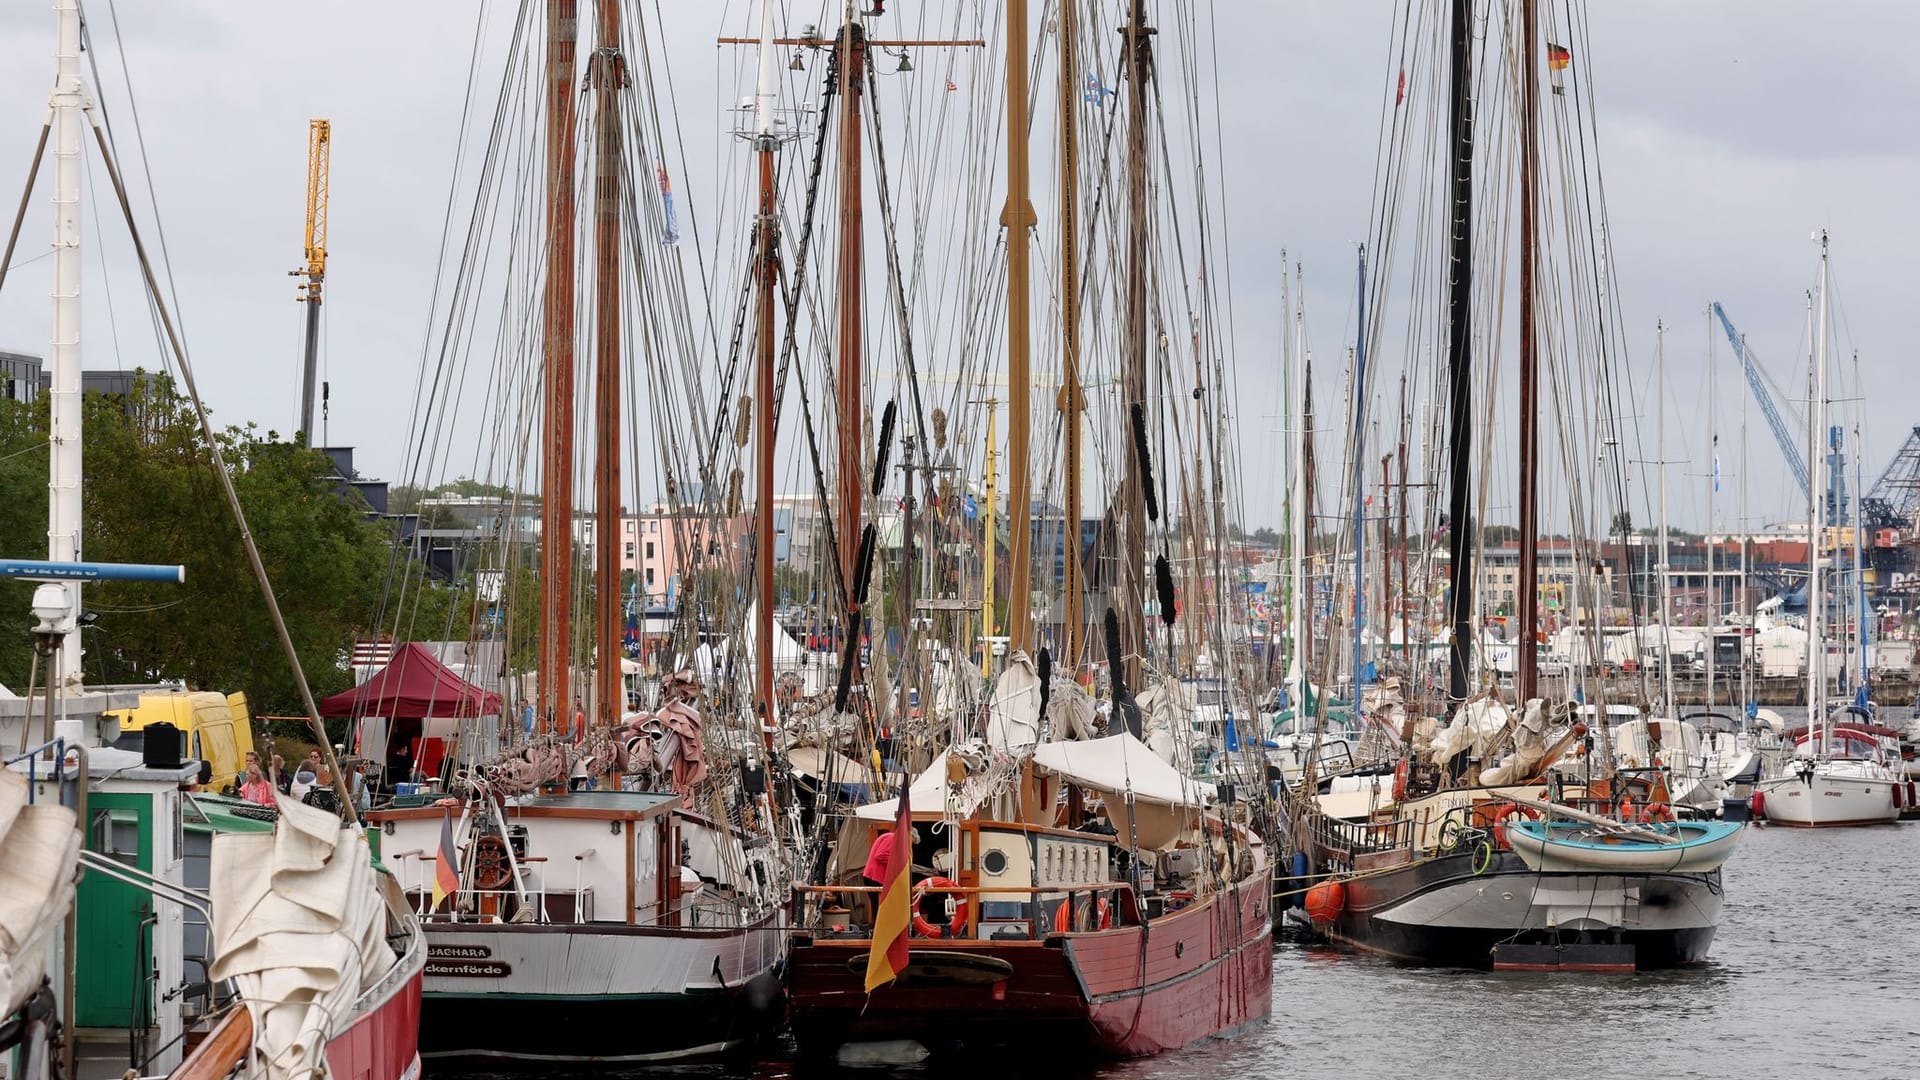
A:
539,0,581,734
1515,0,1542,704
1120,0,1154,689
1057,0,1083,668
1443,0,1477,707
1003,0,1037,655
752,2,780,751
834,8,867,597
590,0,624,731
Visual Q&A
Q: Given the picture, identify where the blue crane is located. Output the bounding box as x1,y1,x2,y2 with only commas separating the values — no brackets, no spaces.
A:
1710,302,1810,499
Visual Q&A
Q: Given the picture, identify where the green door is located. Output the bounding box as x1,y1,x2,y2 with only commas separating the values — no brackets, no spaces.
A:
75,793,154,1029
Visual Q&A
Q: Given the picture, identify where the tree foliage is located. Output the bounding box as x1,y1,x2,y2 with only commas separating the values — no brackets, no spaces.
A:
0,381,395,714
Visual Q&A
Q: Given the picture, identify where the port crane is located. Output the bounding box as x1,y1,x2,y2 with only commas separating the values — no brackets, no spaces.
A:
293,118,329,444
1710,301,1809,501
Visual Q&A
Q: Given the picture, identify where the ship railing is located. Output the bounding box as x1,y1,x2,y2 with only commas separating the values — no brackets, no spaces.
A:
1307,812,1414,873
793,880,1136,941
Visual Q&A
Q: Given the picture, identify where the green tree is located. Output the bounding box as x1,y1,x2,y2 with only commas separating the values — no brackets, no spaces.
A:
0,381,395,715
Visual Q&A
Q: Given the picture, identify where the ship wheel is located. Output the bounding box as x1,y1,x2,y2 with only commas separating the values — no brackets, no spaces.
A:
471,834,513,891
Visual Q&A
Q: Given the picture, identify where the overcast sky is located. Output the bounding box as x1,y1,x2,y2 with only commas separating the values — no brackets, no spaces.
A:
2,2,1915,538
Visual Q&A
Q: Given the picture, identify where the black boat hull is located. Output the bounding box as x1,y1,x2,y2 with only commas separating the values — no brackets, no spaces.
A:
1322,848,1722,970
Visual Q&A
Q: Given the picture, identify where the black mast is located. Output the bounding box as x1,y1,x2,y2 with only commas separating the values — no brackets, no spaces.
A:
1443,0,1476,705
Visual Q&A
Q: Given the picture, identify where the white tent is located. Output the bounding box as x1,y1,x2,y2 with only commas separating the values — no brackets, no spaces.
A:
1034,733,1216,849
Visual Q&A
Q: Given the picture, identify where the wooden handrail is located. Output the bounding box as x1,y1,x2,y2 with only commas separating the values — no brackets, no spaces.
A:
172,1006,252,1080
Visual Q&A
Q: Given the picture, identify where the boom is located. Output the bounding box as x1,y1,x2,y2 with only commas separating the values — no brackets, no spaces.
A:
293,118,330,443
1711,301,1809,499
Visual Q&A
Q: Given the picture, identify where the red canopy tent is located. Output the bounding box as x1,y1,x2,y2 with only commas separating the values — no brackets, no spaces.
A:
319,642,503,718
321,643,502,786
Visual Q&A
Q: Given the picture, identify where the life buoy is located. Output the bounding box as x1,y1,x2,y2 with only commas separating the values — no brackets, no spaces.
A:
1638,801,1676,824
910,876,969,937
1489,804,1540,851
1392,758,1410,803
1052,895,1113,933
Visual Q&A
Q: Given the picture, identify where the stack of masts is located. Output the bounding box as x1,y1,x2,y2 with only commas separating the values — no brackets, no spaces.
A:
538,0,580,735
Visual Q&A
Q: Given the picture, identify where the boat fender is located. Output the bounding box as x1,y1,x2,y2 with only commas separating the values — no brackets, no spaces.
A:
1289,852,1310,909
1303,881,1345,926
911,876,968,937
1392,758,1409,803
740,969,786,1021
1638,801,1676,824
1748,791,1766,818
1489,804,1540,851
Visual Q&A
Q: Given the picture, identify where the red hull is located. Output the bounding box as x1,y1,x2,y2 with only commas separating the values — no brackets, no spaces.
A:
324,945,425,1080
787,876,1271,1059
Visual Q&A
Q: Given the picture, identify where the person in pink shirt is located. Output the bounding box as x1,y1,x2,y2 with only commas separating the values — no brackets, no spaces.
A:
239,764,276,806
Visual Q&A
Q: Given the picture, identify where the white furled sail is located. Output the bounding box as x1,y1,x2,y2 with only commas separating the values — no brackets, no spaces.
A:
208,797,394,1080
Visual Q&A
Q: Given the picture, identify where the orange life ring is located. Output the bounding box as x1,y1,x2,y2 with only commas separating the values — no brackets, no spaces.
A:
1052,895,1113,933
1489,804,1540,851
1638,801,1676,824
1392,758,1410,802
910,876,968,937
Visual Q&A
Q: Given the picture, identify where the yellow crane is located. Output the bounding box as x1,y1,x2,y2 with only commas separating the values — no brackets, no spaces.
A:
293,118,330,444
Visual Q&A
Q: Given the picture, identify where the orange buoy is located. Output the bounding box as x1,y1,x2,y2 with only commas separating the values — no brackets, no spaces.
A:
1748,791,1766,818
1638,801,1676,824
1303,880,1346,926
1490,803,1541,850
1392,758,1410,802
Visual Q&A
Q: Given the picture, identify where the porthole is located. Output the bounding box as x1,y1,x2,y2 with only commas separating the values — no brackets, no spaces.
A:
982,849,1009,876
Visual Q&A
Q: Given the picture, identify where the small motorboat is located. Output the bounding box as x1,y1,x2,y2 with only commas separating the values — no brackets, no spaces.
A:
1505,817,1744,875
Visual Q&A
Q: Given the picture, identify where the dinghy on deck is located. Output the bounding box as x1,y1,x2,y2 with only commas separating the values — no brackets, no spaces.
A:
1505,817,1744,875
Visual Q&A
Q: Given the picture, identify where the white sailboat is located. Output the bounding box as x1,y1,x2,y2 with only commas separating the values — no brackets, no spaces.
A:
1755,233,1897,828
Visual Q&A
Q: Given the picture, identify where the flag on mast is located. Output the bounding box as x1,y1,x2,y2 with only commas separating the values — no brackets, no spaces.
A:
658,166,681,246
1547,43,1572,70
863,774,913,992
431,810,461,912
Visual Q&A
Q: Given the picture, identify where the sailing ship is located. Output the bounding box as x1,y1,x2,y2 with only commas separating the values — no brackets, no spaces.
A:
777,0,1270,1061
356,0,786,1066
1284,0,1743,971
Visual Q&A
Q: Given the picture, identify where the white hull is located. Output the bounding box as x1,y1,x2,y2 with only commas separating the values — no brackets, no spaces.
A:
419,913,783,1062
1756,764,1899,827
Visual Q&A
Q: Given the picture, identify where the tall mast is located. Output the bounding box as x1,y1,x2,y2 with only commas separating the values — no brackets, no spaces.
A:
1705,308,1718,706
1808,232,1830,740
1350,249,1368,696
1514,0,1542,704
1442,0,1476,707
1290,273,1309,690
1739,333,1751,714
46,0,85,690
1056,0,1083,668
833,6,868,594
752,1,780,749
1657,320,1673,714
1003,0,1036,655
589,0,625,730
538,0,581,733
1119,0,1154,689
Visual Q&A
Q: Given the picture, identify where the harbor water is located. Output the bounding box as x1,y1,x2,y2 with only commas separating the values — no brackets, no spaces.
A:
464,820,1917,1080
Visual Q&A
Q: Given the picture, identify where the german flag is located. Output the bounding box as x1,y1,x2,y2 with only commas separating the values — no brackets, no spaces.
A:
862,779,913,992
431,810,461,912
1547,43,1572,71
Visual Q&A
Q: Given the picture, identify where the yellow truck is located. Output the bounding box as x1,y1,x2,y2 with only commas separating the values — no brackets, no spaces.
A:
105,690,258,791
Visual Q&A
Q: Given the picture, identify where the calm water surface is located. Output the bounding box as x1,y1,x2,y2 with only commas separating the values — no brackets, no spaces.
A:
460,821,1920,1080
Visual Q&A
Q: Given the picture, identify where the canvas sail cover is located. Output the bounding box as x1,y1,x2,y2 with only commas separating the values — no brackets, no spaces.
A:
1033,733,1216,850
208,797,396,1080
0,768,79,1020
